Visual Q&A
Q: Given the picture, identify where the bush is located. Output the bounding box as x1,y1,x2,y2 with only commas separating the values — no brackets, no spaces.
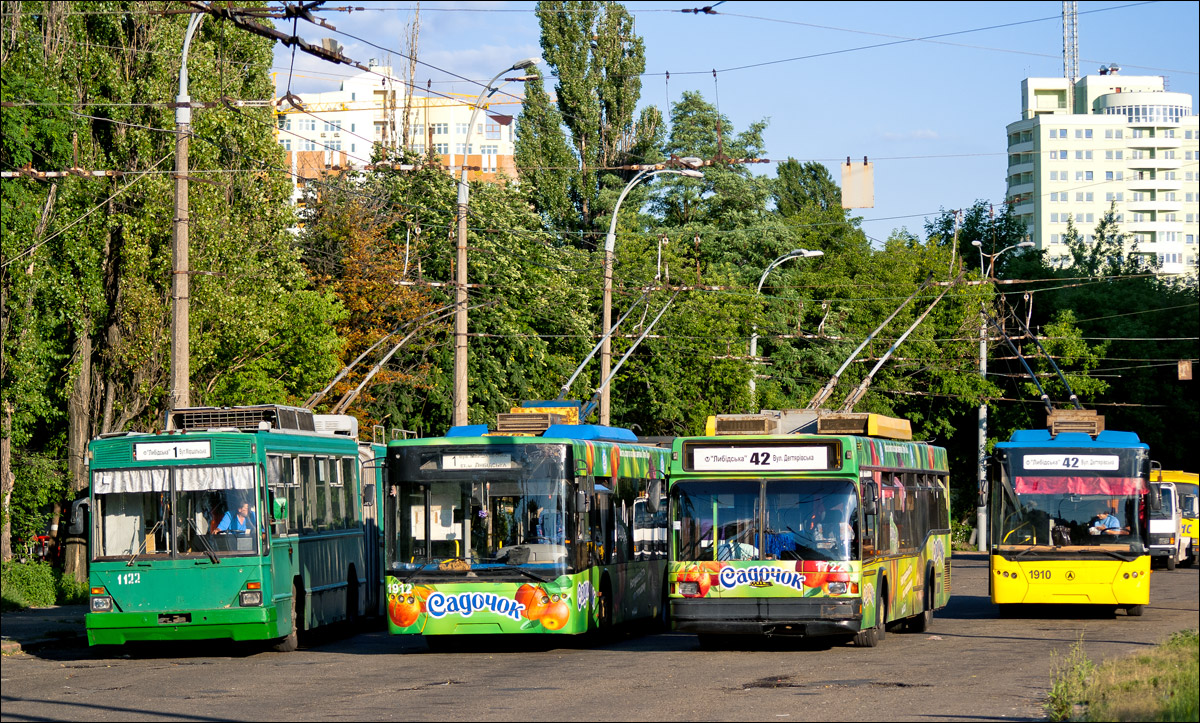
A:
951,517,975,550
56,569,89,605
1,560,58,610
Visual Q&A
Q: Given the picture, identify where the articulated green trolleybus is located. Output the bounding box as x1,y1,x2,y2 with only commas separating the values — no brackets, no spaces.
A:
384,405,669,639
82,405,384,649
667,410,951,647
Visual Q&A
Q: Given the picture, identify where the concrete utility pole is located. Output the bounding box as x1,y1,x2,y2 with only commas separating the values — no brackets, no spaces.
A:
972,238,1034,551
453,58,539,426
170,13,205,417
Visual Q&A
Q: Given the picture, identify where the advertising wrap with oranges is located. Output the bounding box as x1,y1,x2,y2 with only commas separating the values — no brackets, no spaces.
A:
667,559,861,599
385,574,593,635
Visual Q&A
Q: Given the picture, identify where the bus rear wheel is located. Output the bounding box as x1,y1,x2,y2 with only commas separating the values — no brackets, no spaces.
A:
908,580,933,633
1166,554,1177,571
1125,604,1145,617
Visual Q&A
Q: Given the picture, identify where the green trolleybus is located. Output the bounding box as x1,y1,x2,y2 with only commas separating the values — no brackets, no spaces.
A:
383,406,670,639
80,405,382,649
990,410,1152,614
667,410,951,647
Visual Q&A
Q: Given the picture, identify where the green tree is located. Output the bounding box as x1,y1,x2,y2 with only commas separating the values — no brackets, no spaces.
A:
515,1,660,240
1,2,343,571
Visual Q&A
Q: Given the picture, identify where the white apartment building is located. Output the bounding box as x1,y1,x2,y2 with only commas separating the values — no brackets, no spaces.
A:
1005,70,1198,274
274,63,520,204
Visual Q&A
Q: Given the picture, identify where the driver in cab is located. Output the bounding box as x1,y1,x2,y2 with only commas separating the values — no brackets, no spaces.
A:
1088,511,1124,536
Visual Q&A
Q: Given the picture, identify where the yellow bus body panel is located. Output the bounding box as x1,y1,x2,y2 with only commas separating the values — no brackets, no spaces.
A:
990,555,1150,606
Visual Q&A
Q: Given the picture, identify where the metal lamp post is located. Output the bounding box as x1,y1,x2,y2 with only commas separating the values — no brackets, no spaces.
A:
600,161,703,426
972,238,1035,551
749,249,823,400
453,58,539,427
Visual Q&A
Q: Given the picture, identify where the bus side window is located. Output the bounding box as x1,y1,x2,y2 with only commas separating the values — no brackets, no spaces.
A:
299,457,316,534
342,457,359,526
266,455,291,536
327,459,345,531
314,457,331,532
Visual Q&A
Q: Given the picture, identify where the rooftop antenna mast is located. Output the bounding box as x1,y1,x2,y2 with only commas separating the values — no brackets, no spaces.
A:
1063,1,1078,112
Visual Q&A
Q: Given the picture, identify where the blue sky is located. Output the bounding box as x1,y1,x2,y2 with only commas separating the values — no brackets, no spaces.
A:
274,1,1199,243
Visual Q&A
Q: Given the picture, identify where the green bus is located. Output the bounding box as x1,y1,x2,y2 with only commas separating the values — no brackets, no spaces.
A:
667,410,951,647
79,405,385,649
383,407,670,639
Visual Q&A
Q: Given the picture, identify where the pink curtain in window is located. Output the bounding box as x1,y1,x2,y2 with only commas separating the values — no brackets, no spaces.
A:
1014,476,1144,495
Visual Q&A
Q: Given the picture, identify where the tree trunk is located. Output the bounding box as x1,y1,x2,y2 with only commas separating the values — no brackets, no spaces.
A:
1,403,13,563
63,325,93,583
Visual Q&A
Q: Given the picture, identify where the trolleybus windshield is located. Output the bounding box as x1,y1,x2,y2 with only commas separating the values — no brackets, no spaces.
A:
995,449,1146,560
93,464,260,559
388,444,571,579
673,479,858,563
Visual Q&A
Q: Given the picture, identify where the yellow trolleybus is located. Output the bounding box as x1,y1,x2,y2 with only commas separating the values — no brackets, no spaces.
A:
667,410,951,648
990,411,1151,615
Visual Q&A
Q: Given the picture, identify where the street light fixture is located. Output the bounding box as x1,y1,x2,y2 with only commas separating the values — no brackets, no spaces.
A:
971,238,1035,551
453,58,540,427
599,163,704,426
749,249,823,400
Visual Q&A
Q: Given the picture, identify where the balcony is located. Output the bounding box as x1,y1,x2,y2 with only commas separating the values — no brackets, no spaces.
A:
1007,161,1034,174
1124,199,1184,212
1008,140,1034,154
1007,181,1035,195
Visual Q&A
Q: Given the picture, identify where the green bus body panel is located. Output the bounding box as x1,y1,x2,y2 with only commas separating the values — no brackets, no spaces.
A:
86,429,369,646
667,433,951,633
86,607,277,645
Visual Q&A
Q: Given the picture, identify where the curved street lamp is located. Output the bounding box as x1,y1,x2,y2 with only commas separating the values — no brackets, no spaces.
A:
599,162,703,425
453,57,540,426
748,249,824,399
971,238,1034,551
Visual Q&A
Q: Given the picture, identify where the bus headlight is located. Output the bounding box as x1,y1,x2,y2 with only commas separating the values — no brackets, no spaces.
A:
677,581,699,596
827,581,848,595
90,595,113,612
239,590,263,607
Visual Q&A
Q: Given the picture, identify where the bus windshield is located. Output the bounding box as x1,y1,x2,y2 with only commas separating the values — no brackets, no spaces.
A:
673,479,858,562
388,444,571,579
995,460,1146,559
93,465,260,559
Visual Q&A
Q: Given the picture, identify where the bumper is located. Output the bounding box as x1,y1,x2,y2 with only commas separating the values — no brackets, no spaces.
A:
671,597,861,637
86,606,277,646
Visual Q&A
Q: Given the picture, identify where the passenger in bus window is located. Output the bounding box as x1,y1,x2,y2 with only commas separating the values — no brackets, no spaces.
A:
1088,511,1124,536
218,499,257,534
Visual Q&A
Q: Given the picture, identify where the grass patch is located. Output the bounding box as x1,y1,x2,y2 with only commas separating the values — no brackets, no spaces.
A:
1047,629,1199,722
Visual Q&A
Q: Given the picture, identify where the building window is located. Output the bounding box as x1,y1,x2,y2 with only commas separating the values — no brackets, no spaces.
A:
434,143,449,154
431,123,448,135
454,123,470,135
486,122,502,140
1186,234,1195,245
303,140,316,151
412,143,425,154
1085,192,1094,201
1085,172,1093,181
480,144,499,154
454,143,473,155
281,139,291,151
1051,234,1060,244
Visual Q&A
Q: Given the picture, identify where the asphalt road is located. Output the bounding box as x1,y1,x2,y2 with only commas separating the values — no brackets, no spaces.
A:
2,553,1197,722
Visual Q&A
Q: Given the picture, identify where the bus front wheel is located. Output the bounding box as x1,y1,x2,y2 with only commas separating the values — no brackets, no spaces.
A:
274,591,300,652
1166,554,1177,571
1125,604,1145,617
854,586,885,647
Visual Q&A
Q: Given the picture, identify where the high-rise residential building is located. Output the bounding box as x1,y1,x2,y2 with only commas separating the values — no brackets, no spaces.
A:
1005,70,1198,274
274,64,521,205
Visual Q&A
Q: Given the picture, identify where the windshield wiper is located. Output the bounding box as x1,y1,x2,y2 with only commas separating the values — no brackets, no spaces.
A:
507,566,551,584
127,520,163,566
401,558,440,583
187,518,220,564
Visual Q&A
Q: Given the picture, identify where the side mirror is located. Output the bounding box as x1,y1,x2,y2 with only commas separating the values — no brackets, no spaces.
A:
1147,484,1163,514
272,496,288,522
645,479,662,515
862,482,878,516
362,483,376,508
68,497,90,536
